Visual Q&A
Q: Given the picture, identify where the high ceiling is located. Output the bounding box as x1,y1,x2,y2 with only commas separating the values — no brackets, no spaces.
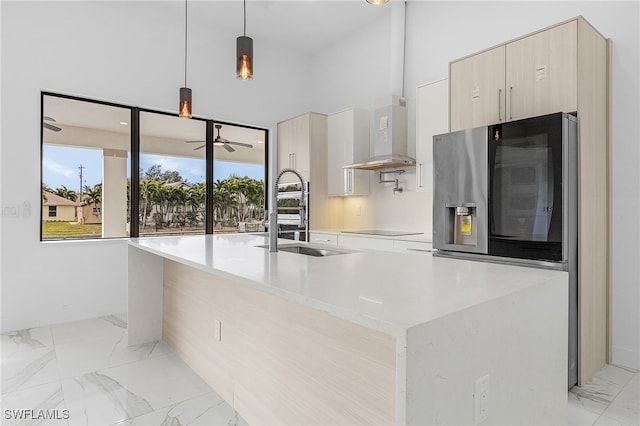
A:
189,0,390,55
41,1,393,163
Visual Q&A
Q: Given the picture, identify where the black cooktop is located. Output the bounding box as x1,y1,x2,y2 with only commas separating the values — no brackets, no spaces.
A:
341,230,423,237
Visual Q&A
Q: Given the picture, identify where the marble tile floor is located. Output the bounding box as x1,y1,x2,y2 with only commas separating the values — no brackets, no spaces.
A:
1,314,638,426
1,314,247,426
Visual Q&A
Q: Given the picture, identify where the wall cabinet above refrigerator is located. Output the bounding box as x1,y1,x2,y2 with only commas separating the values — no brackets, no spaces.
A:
449,19,579,131
327,108,370,196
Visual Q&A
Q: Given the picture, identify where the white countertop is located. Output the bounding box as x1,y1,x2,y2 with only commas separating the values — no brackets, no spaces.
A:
129,234,566,336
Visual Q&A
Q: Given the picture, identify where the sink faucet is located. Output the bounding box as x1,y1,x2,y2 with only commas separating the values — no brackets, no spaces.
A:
269,168,307,253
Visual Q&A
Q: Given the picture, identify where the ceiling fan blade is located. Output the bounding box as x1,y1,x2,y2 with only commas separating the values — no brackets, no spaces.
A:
223,144,235,152
193,145,205,151
186,140,206,143
43,122,62,132
227,141,254,148
43,116,56,122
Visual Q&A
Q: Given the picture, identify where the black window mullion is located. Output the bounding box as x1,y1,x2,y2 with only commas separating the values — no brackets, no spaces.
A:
130,107,140,237
205,120,214,234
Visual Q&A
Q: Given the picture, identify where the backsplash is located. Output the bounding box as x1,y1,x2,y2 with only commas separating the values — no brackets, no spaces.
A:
340,169,433,237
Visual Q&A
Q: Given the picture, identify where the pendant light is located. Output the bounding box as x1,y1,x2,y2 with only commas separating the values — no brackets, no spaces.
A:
236,0,253,80
179,0,192,118
366,0,390,4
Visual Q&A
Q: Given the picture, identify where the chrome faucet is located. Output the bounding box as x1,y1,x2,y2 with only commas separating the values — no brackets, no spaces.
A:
269,168,307,253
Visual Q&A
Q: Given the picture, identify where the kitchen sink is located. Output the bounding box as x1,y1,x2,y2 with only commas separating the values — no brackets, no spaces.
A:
257,244,349,257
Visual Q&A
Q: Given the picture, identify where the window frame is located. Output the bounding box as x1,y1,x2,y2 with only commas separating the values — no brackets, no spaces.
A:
40,92,269,241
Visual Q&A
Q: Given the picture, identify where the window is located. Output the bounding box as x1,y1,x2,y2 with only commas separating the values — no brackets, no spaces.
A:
139,111,206,237
211,123,266,234
41,93,268,241
42,94,131,240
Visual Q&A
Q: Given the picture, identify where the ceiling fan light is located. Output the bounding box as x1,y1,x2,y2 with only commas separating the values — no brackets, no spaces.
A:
213,140,225,146
236,36,253,80
179,87,192,118
366,0,389,4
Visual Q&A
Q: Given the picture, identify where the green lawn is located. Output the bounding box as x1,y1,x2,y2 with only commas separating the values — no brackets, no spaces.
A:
42,221,102,239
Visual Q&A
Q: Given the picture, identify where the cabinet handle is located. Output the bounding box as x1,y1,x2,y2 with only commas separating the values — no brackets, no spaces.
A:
314,238,332,242
509,86,513,120
288,153,292,168
498,89,502,122
419,164,424,188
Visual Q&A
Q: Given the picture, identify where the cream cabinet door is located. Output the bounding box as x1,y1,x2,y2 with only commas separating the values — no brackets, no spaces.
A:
450,45,506,132
277,114,311,183
276,120,292,173
506,20,578,121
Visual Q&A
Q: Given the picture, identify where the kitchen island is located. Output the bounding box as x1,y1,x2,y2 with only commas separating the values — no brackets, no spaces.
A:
128,233,568,425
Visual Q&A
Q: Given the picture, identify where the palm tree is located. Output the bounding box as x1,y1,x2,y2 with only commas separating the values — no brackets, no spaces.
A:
83,184,102,219
54,185,78,202
42,183,53,202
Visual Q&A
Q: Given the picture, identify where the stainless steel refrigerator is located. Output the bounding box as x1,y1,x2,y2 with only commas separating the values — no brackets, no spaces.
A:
433,112,578,388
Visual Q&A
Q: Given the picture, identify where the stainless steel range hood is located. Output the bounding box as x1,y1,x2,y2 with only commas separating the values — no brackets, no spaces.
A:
345,95,415,171
346,154,416,170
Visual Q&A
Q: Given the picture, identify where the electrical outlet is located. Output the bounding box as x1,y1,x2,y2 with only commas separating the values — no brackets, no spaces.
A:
214,319,222,341
474,374,489,425
2,204,19,217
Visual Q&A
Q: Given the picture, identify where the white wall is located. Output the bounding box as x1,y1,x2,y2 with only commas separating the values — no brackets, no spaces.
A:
0,1,311,332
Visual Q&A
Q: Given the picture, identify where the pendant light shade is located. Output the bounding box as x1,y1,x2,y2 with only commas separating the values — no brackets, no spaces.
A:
236,35,253,80
366,0,389,4
179,87,192,118
236,0,253,80
179,0,192,118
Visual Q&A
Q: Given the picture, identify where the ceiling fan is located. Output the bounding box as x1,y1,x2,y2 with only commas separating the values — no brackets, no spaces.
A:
43,116,62,132
186,124,253,152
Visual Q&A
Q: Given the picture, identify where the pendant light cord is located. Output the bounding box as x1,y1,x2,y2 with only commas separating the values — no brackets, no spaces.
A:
184,0,188,87
243,0,246,36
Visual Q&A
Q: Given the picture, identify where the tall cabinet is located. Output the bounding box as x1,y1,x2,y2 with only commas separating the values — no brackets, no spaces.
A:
416,78,449,194
276,112,333,230
448,16,609,386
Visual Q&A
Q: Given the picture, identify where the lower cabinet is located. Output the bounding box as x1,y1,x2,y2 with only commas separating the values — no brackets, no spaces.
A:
337,235,395,251
308,231,338,245
162,259,396,426
309,231,433,254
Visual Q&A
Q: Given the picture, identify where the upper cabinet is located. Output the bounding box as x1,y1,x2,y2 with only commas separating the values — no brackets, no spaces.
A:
450,19,579,131
450,46,505,131
416,79,449,193
506,20,578,121
327,108,370,196
277,113,333,229
277,113,312,182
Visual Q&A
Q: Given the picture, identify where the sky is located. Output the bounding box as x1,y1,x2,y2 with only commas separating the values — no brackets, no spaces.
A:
42,145,264,191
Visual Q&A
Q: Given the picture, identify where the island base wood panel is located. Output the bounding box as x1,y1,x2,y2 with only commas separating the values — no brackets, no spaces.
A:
162,260,396,425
